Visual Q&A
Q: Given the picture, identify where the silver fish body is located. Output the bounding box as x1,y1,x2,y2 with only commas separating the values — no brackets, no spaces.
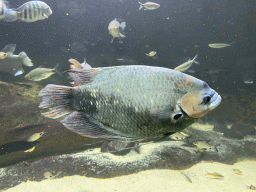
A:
15,1,52,23
208,43,232,48
174,54,199,72
24,64,58,81
0,44,33,76
39,65,221,139
139,2,160,10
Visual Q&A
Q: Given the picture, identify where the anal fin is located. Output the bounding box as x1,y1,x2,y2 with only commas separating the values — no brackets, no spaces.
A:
61,111,120,138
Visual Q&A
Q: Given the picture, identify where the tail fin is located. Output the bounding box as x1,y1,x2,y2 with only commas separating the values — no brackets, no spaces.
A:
139,2,143,10
19,52,33,66
38,84,74,119
54,63,62,75
192,54,199,65
120,22,126,31
5,9,18,22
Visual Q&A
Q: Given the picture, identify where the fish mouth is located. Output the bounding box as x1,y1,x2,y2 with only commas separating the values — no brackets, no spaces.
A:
208,92,221,110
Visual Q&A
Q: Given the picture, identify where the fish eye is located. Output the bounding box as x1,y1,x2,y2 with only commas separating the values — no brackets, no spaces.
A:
203,96,211,104
173,114,182,120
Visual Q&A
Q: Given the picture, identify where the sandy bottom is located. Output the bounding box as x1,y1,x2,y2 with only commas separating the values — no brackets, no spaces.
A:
4,161,256,192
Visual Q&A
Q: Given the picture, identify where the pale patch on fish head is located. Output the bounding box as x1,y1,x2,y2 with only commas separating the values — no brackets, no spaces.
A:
0,52,7,59
43,6,53,18
179,81,221,119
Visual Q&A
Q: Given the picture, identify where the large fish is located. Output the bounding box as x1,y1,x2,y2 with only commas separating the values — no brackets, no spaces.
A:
39,65,221,139
0,44,33,76
8,1,52,22
108,18,126,43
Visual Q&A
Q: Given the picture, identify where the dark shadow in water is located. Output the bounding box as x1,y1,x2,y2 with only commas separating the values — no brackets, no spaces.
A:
0,141,39,155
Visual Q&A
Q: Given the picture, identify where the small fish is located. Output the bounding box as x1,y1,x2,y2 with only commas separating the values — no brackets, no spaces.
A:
0,44,33,76
139,2,160,10
24,145,36,152
205,172,224,179
44,171,61,179
108,18,126,43
233,169,242,175
180,171,192,183
69,58,92,87
193,141,218,152
208,43,233,48
38,65,221,139
69,58,83,69
24,64,59,81
10,1,52,23
101,138,139,155
174,54,199,72
27,132,44,142
146,51,157,57
44,171,54,179
247,185,256,190
170,132,188,141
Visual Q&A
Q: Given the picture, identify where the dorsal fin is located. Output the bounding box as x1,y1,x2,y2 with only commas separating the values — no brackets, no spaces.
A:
68,68,103,86
2,44,16,53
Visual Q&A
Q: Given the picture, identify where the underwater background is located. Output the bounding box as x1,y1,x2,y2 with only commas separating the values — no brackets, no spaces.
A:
0,0,256,191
